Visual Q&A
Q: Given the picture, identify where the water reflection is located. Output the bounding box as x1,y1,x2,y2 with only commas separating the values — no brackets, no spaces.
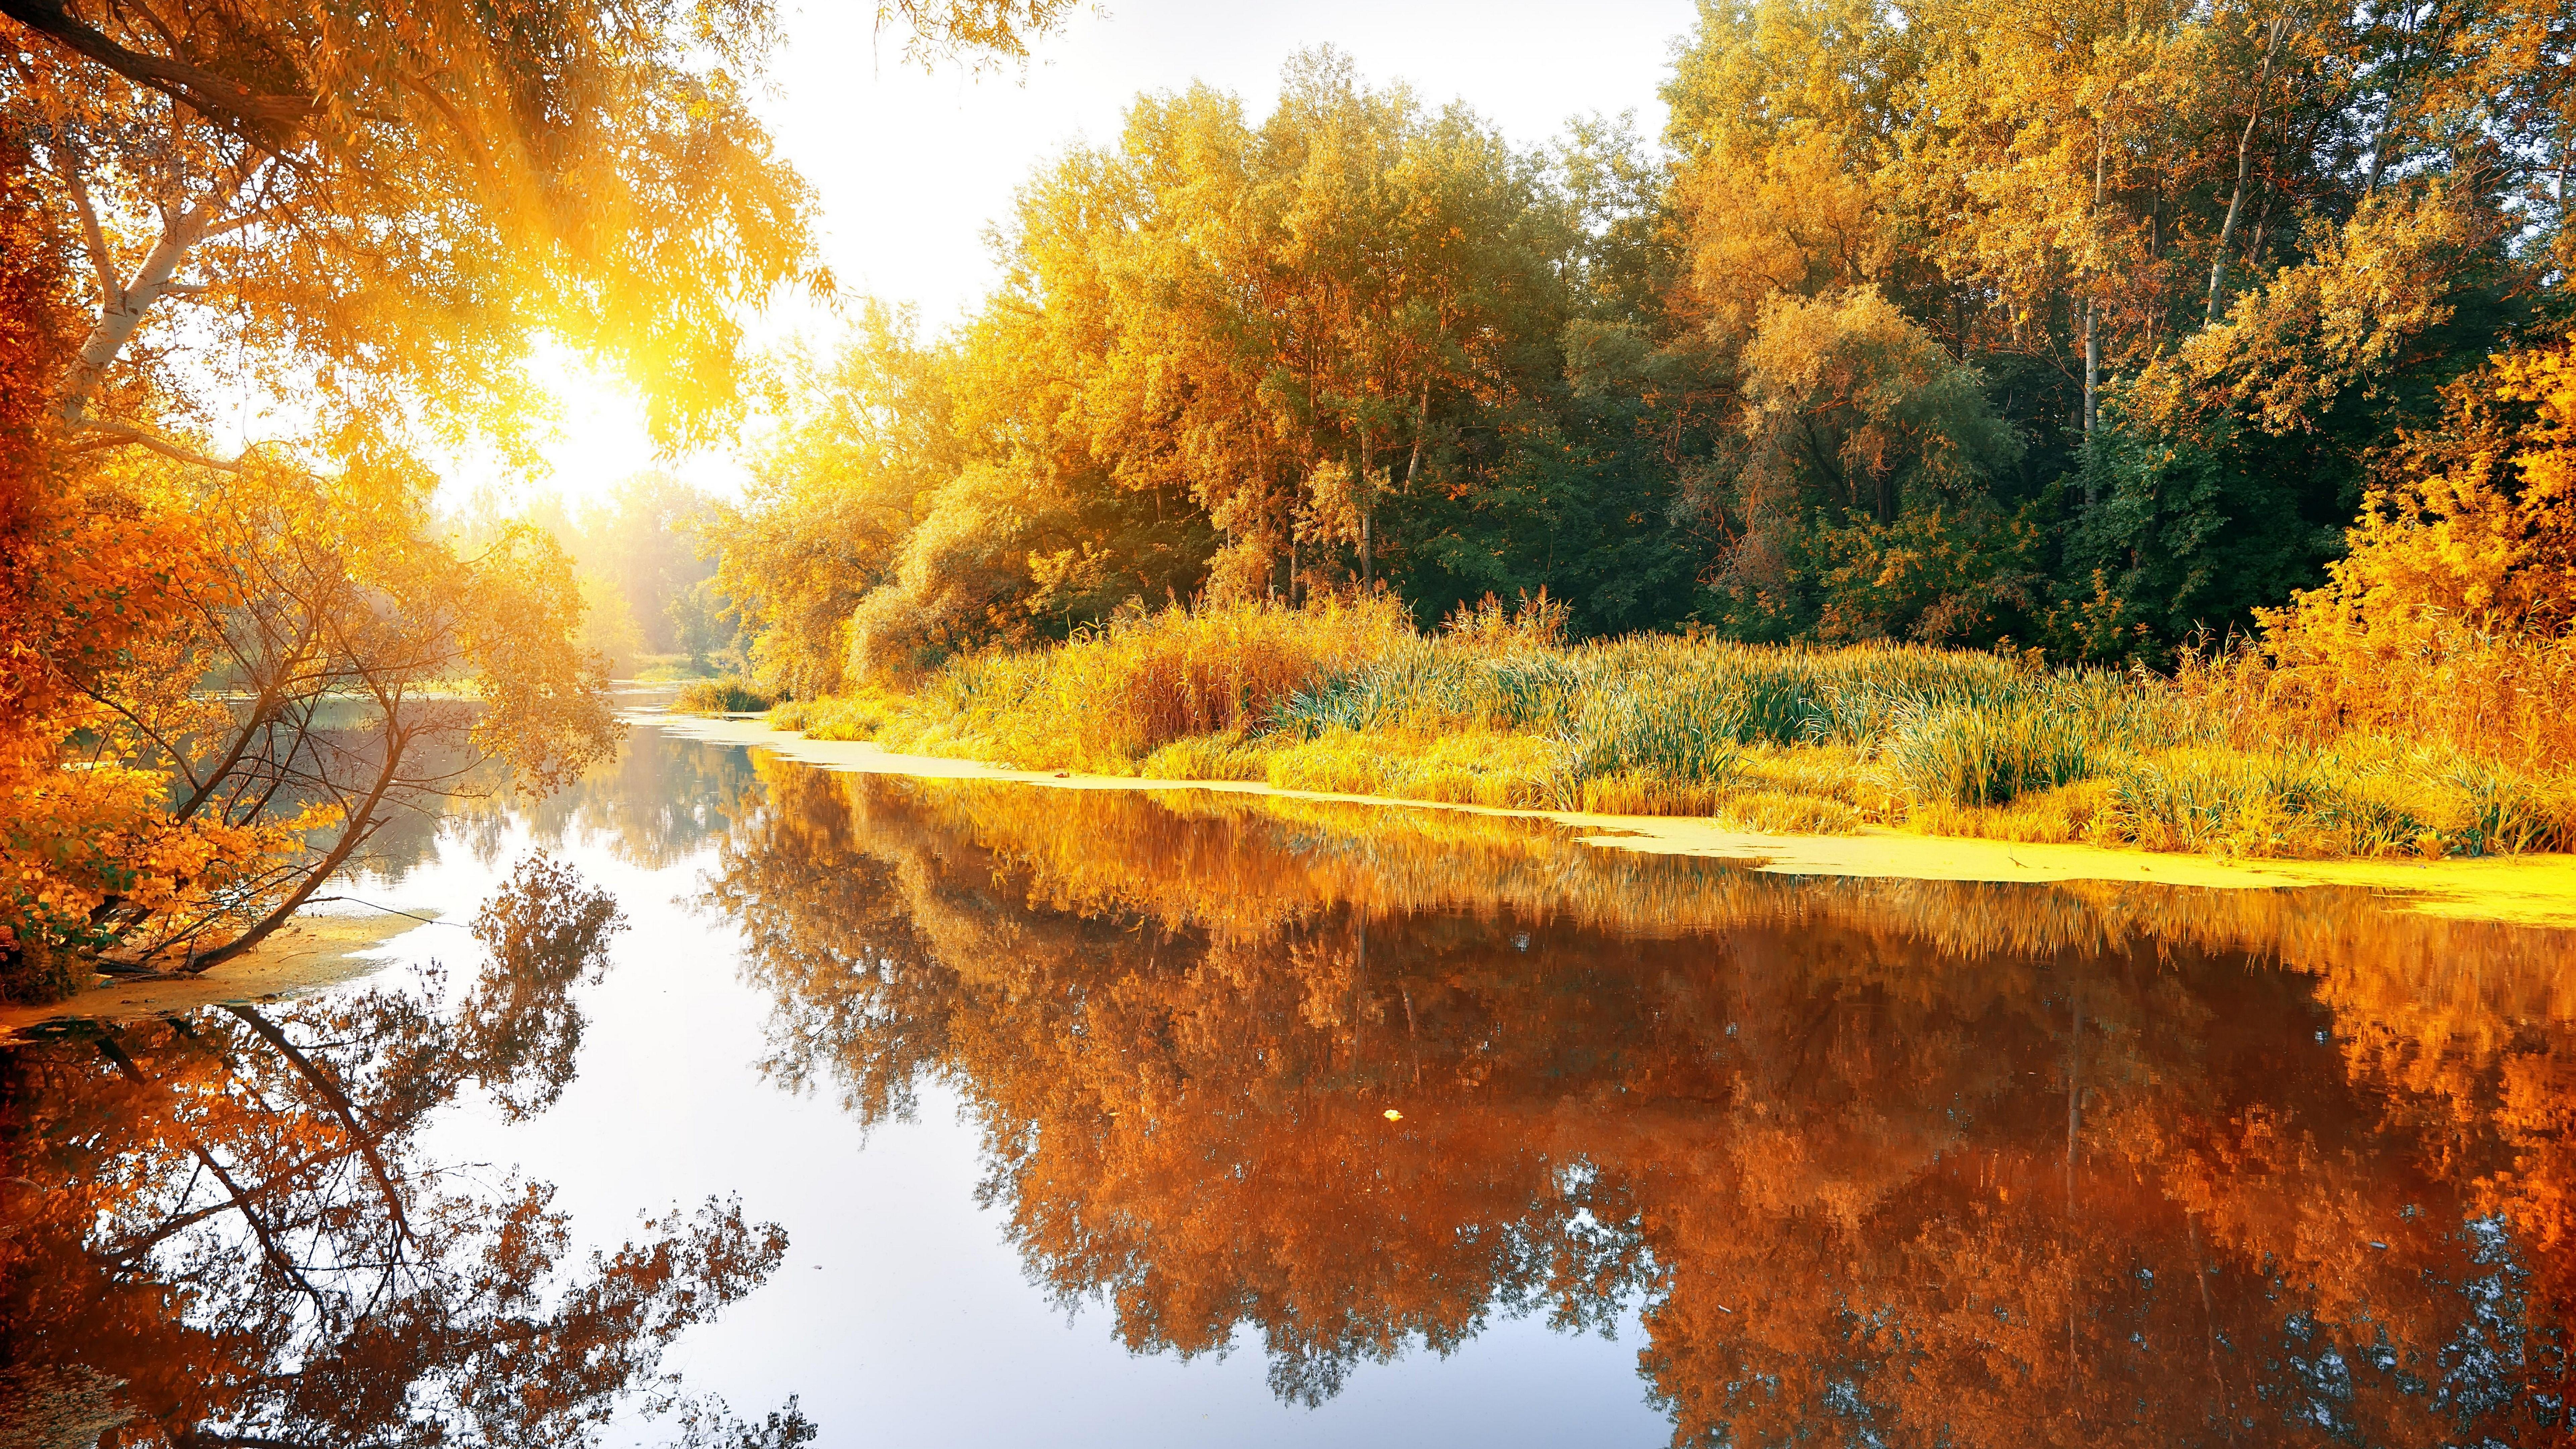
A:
706,757,2576,1446
0,855,808,1448
444,718,763,873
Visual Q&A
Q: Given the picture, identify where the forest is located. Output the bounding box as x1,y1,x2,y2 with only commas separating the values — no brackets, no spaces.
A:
716,6,2576,688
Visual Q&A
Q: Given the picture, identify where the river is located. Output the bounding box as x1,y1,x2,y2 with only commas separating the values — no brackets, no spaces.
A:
5,719,2573,1447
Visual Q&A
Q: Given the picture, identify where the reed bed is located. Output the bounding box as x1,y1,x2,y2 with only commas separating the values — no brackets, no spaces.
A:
864,596,1416,774
671,676,780,714
766,597,2576,860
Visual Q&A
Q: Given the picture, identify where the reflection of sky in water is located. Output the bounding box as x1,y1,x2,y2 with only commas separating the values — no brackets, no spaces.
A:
355,727,1666,1447
55,720,2576,1447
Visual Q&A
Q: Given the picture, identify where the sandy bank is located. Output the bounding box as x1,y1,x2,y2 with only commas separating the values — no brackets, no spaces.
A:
0,911,431,1041
654,712,2576,931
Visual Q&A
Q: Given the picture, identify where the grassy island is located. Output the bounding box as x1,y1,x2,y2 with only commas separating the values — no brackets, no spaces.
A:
683,595,2576,864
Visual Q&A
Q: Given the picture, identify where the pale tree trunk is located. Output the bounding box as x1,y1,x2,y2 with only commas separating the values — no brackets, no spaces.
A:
2206,13,2290,324
2083,120,2104,455
53,157,264,431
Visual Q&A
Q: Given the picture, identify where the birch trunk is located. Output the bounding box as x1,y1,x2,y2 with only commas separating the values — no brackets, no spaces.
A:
2206,14,2290,324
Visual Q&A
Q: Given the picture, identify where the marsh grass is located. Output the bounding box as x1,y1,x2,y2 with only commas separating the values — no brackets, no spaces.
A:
762,596,2576,860
1882,702,2094,807
670,677,778,714
871,596,1413,773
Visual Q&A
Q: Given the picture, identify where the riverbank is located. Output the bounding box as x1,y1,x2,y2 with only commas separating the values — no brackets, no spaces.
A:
653,713,2576,930
699,598,2576,865
0,910,428,1040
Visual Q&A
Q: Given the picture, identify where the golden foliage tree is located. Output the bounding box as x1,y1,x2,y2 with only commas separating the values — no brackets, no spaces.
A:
0,0,1081,996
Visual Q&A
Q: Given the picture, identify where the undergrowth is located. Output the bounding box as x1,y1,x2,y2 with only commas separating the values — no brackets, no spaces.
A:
746,594,2576,860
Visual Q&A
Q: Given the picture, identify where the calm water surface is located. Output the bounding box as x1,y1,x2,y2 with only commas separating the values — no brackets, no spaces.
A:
8,722,2576,1447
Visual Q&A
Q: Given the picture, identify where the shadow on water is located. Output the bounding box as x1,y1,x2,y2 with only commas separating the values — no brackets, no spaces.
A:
0,852,811,1449
703,752,2576,1447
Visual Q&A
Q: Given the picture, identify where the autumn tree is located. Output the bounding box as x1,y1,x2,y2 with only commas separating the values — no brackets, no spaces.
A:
0,0,1081,994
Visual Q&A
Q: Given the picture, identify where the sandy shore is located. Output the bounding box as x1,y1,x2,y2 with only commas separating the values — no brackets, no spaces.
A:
655,712,2576,931
0,911,434,1041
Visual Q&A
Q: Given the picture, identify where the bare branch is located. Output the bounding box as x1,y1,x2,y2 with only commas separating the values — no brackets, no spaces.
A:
69,414,245,470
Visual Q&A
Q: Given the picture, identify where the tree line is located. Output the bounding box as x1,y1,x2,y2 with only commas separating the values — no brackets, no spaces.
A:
717,2,2576,699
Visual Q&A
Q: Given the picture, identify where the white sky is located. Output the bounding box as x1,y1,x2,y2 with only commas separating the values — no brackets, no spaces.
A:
479,0,1702,512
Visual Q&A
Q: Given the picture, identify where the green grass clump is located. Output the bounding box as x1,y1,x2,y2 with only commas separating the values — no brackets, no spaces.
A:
2099,746,2576,858
1883,702,2095,806
671,677,778,714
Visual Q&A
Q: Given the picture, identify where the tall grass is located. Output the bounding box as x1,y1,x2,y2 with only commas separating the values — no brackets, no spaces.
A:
671,677,779,714
873,595,1415,772
771,595,2576,859
2180,626,2576,777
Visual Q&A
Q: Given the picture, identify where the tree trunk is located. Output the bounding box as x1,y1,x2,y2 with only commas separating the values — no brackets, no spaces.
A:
57,163,260,421
2084,121,2104,447
1358,420,1374,588
1403,377,1430,489
2363,3,2425,197
2206,13,2290,324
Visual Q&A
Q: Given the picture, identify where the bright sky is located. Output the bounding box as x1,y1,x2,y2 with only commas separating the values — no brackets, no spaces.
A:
488,0,1703,512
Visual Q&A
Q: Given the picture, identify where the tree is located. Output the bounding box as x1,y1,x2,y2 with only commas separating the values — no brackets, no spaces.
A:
1692,286,2029,641
61,459,618,973
0,0,1083,997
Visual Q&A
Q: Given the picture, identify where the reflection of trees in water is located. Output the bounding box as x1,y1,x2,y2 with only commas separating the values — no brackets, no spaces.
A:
438,723,764,874
706,760,2576,1445
0,857,808,1449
